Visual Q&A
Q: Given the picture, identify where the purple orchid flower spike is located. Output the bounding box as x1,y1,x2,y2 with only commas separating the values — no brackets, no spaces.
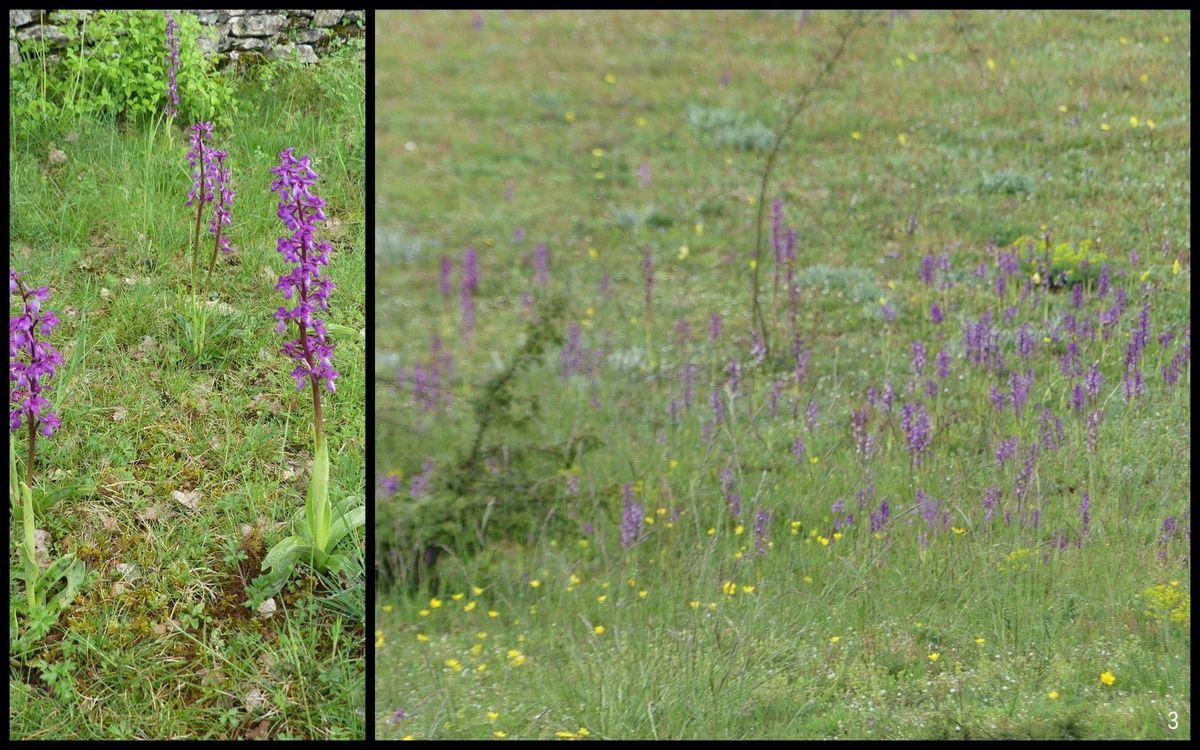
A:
271,147,339,441
9,269,64,488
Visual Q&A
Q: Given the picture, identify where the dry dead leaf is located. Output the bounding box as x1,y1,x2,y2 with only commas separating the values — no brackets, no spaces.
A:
101,515,119,531
112,407,128,422
137,504,162,523
172,489,201,512
115,562,139,582
245,720,270,740
200,667,226,686
256,598,277,620
248,393,281,416
132,335,155,359
48,149,67,165
34,529,52,567
100,287,112,301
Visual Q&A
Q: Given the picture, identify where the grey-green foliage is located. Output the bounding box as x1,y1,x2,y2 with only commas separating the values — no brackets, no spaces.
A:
687,103,777,151
979,171,1035,195
794,263,885,303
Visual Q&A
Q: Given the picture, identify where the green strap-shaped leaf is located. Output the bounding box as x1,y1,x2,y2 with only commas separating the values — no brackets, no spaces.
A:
305,438,331,551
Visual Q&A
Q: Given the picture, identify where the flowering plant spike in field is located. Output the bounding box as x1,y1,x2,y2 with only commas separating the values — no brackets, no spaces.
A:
8,269,85,652
178,121,235,360
251,148,361,605
164,12,180,118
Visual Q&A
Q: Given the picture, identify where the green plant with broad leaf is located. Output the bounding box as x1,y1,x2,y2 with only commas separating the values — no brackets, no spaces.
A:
9,272,86,656
250,438,366,604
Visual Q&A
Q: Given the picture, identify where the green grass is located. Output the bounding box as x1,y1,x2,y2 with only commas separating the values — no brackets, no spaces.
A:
8,46,367,739
374,10,1190,740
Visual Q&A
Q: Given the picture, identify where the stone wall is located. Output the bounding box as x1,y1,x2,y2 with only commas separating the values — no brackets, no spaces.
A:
9,9,365,67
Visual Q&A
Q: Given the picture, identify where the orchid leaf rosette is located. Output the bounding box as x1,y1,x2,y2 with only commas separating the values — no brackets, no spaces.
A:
251,149,363,604
9,270,85,652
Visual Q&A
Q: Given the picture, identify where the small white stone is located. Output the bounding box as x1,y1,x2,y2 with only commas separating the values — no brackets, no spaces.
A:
244,688,269,712
256,598,277,620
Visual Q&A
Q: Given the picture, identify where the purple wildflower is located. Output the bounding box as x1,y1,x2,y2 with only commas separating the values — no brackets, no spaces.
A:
900,402,932,464
410,460,435,498
710,388,725,423
377,473,402,498
930,302,944,325
720,467,741,518
1079,491,1091,539
533,242,549,286
791,435,806,464
1085,410,1103,452
164,13,180,117
995,437,1017,465
1009,369,1034,419
869,500,890,533
805,400,820,431
637,161,651,189
935,350,951,379
753,508,773,556
207,148,235,255
271,148,339,396
1015,324,1035,360
982,486,999,523
709,313,723,342
9,270,63,438
620,483,643,548
439,255,453,298
460,247,477,342
909,340,927,377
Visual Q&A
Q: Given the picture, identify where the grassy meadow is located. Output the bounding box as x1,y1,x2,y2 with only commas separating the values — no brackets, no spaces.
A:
8,44,367,738
373,9,1191,741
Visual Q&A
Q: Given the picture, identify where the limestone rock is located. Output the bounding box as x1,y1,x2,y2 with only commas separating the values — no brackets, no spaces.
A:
229,13,286,38
312,9,344,27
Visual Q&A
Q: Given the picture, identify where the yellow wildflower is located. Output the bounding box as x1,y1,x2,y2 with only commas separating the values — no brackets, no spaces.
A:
1100,671,1116,686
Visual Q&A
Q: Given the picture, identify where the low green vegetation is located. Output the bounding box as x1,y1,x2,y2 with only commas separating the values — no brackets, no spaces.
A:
375,10,1190,740
8,23,367,739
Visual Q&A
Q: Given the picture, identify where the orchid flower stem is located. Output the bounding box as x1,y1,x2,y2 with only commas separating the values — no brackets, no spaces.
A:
190,139,206,303
27,419,36,494
22,475,39,610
